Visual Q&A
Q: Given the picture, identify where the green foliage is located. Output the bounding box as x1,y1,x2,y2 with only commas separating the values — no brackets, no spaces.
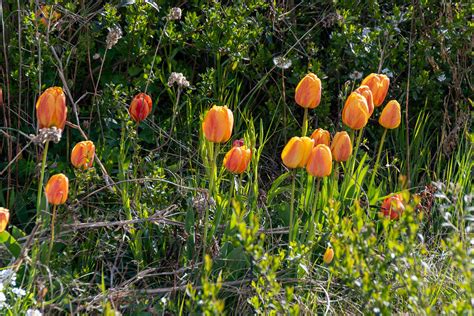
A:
0,0,471,314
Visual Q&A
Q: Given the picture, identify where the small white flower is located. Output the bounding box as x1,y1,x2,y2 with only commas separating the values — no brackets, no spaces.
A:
12,287,26,297
437,73,446,82
349,70,363,80
26,309,43,316
93,53,101,60
168,7,182,20
272,56,292,70
0,292,6,302
382,68,394,78
167,72,190,88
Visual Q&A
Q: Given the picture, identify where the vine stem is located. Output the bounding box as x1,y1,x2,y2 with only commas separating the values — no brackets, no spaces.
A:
370,128,388,187
36,141,50,223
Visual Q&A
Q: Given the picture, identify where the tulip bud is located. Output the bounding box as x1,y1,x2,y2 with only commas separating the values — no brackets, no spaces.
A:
0,208,10,233
380,194,405,220
310,128,331,146
223,143,252,174
36,87,67,129
323,247,334,264
331,131,352,162
202,105,234,143
0,87,3,106
281,136,314,169
295,73,322,109
71,141,95,170
342,92,369,130
361,73,390,107
129,93,153,123
354,85,374,116
306,144,332,177
45,174,69,205
379,100,401,129
36,5,61,27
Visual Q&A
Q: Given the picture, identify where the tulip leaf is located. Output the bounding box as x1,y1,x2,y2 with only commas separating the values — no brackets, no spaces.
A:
0,231,22,258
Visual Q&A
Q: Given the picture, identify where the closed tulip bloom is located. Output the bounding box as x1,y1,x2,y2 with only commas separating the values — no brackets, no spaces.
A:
380,194,405,220
342,92,369,130
281,136,314,169
379,100,401,129
202,105,234,143
310,128,331,146
331,131,352,162
306,144,332,177
323,247,334,264
354,85,374,116
223,142,252,174
71,141,95,170
0,208,10,233
36,87,67,129
361,73,390,107
129,93,152,123
295,73,322,109
36,5,61,27
45,174,69,205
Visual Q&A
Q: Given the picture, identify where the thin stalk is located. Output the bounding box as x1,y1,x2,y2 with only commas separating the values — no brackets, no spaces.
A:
289,169,296,243
36,141,50,222
330,163,339,200
47,204,58,263
370,128,388,187
302,108,309,136
307,178,321,244
203,142,218,257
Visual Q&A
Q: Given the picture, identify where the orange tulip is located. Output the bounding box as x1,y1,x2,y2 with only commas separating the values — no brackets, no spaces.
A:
202,105,234,143
295,73,322,109
323,247,334,264
223,141,252,174
36,5,61,27
306,144,332,177
331,131,352,162
342,92,369,130
380,194,405,220
379,100,401,129
354,85,374,116
361,73,389,107
71,141,95,170
45,174,69,205
129,93,152,123
0,207,10,233
281,136,314,169
310,128,330,146
36,87,67,129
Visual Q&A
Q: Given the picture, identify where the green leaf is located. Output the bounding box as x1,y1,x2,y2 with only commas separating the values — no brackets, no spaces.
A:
0,231,21,258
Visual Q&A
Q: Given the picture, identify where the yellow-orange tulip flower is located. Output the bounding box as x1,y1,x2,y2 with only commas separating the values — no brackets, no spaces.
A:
361,73,390,107
281,136,314,169
36,87,67,129
202,105,234,143
306,144,332,177
36,5,61,27
331,131,352,162
380,193,405,220
354,85,374,117
129,93,152,123
342,92,369,130
0,207,10,233
310,128,330,146
295,73,322,109
223,141,252,174
71,141,95,170
379,100,401,129
323,247,334,264
45,174,69,205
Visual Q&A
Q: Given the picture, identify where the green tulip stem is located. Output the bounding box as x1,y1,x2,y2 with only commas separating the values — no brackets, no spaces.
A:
302,108,309,136
203,141,219,258
47,204,58,264
289,169,296,243
36,140,50,224
370,128,388,187
308,177,321,244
